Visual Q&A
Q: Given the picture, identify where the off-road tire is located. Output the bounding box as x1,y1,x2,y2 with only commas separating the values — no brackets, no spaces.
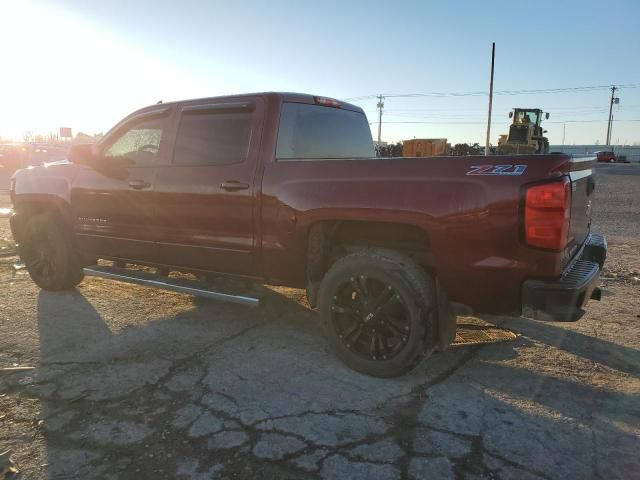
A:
318,248,437,377
19,213,84,291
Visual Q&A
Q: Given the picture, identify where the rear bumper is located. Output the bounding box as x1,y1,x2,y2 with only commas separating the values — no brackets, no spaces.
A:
522,233,607,321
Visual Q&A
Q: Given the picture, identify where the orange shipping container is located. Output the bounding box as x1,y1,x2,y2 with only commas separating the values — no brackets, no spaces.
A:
402,138,448,157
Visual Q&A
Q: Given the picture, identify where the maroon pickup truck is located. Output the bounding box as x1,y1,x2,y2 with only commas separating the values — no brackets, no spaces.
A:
9,92,606,377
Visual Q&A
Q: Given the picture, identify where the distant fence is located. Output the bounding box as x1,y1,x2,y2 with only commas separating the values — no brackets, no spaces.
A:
550,145,640,163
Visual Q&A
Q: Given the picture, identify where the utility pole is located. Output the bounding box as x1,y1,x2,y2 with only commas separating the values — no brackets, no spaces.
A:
376,94,384,144
562,122,566,146
606,85,619,146
485,42,495,156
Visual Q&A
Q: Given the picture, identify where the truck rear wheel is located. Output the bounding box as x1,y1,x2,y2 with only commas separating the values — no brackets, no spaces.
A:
19,213,84,291
318,249,437,378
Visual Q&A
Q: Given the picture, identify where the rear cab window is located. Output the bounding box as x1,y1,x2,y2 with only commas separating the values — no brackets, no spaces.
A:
276,102,375,160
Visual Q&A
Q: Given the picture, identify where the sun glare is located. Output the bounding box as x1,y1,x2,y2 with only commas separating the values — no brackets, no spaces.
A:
0,1,211,141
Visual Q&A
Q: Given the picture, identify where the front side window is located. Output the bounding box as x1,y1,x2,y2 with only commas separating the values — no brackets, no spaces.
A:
276,103,375,160
103,116,164,166
173,109,252,166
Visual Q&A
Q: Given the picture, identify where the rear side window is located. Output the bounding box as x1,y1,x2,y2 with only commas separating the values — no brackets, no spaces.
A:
276,103,375,160
173,109,252,166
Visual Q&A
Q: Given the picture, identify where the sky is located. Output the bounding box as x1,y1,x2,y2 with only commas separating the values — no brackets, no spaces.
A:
1,0,639,145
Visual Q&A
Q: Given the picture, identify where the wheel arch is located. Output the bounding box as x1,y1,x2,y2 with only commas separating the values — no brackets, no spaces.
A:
305,220,435,284
304,219,437,304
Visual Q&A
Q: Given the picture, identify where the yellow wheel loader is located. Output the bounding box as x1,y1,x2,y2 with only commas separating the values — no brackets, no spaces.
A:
498,108,550,154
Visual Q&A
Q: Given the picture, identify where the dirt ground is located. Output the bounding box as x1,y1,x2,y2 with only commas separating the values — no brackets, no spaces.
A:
0,164,638,479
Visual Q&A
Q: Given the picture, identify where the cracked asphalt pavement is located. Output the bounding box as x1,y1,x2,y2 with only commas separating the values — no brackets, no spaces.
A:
1,164,639,479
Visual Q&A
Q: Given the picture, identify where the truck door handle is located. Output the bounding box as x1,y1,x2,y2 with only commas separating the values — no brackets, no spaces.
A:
220,180,250,191
128,179,152,190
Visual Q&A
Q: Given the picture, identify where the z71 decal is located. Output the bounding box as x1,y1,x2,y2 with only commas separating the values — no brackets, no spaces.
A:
466,164,527,176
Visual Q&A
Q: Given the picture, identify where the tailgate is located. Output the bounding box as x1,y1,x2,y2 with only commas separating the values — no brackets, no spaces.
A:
565,156,596,264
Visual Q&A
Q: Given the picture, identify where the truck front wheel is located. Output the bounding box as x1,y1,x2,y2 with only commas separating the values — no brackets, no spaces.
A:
19,213,84,291
318,249,437,378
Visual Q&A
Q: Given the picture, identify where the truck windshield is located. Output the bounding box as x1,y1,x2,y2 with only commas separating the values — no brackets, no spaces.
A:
276,102,375,160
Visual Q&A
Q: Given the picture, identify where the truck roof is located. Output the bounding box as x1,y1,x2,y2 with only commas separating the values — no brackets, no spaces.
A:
130,92,364,117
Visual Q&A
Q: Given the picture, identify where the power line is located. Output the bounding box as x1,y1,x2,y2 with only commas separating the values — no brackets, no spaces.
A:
369,119,640,125
368,104,640,114
344,82,640,101
372,109,615,119
548,119,636,124
380,107,610,114
367,110,640,123
364,105,634,123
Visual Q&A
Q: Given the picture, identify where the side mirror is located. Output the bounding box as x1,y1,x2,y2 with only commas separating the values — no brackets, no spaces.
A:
68,143,96,165
508,112,513,119
546,112,550,119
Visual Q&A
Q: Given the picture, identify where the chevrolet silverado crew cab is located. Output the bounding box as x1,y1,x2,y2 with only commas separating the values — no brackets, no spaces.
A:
9,92,606,377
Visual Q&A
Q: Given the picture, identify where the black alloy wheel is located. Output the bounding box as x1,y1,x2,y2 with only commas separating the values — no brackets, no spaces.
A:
330,275,411,362
319,248,438,378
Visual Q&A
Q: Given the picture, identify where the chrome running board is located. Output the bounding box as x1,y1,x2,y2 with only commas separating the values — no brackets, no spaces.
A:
83,266,260,307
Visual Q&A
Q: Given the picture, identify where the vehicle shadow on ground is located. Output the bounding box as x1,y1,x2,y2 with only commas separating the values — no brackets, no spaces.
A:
33,286,322,478
492,315,640,378
32,287,639,479
467,329,639,424
37,289,114,362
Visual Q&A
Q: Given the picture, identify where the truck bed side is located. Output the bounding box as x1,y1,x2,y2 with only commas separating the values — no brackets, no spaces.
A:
261,154,586,315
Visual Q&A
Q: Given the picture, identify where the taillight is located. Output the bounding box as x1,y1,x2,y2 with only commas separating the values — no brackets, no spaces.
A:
524,177,571,250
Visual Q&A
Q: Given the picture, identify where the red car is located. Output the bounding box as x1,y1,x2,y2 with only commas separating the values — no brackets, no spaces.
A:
595,150,616,162
9,92,606,377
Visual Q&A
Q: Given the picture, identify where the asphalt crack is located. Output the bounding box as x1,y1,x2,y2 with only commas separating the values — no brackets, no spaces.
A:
387,346,483,479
